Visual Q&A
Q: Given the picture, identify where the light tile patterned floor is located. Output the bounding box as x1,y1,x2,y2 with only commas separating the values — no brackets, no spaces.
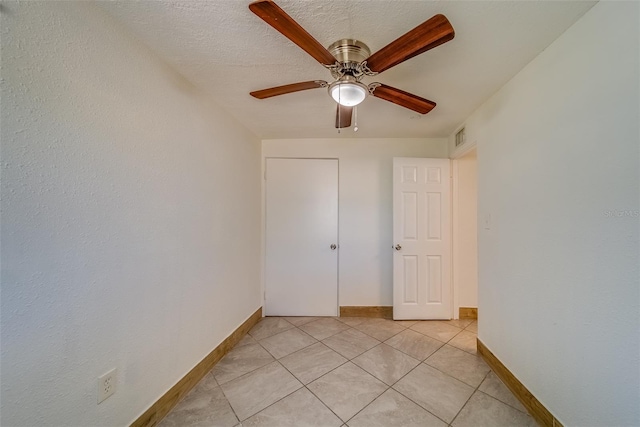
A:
159,317,537,427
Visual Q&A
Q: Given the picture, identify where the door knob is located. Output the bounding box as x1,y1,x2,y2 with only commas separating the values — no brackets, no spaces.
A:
395,244,402,251
330,244,337,250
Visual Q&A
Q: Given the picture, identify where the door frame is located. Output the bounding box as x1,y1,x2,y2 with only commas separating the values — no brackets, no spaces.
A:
261,157,340,316
451,141,478,320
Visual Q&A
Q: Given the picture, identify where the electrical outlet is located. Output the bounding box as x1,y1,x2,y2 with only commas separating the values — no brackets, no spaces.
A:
97,368,117,404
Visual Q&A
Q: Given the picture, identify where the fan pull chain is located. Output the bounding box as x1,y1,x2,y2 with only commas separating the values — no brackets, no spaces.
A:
354,106,358,132
337,89,341,134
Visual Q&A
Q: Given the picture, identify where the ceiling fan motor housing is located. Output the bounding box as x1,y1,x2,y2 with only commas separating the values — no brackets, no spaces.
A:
328,39,371,76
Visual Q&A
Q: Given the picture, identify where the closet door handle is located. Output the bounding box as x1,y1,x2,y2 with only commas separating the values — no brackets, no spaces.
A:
330,244,337,250
395,244,402,251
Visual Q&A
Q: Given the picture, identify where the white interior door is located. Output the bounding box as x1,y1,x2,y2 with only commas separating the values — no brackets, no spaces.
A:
265,158,338,316
393,158,451,320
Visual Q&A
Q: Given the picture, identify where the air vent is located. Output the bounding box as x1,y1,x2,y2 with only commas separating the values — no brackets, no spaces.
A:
455,127,466,147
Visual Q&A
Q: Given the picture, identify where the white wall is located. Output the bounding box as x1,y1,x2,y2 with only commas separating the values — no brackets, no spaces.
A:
465,2,639,425
262,138,448,307
0,3,261,426
453,149,478,310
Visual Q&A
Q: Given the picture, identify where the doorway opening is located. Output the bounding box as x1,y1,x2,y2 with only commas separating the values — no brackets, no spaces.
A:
452,147,478,319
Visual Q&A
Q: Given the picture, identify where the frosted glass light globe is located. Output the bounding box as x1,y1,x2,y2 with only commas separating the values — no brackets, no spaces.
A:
329,82,367,106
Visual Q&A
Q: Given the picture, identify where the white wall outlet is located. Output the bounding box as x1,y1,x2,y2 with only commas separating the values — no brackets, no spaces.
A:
97,368,117,404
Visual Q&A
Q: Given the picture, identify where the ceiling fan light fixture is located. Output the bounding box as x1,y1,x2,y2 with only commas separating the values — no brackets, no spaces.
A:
249,0,455,127
329,80,368,107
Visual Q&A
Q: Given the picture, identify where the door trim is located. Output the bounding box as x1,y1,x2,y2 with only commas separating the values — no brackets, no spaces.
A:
451,147,478,320
451,132,476,320
452,159,460,320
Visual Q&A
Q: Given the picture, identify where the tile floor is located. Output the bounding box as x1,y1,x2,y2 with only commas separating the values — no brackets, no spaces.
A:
159,317,537,427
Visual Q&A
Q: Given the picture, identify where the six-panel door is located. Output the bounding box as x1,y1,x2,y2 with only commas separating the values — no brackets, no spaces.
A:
393,158,451,319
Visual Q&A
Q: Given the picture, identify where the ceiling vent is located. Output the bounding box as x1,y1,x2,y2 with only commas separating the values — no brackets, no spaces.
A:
455,127,466,147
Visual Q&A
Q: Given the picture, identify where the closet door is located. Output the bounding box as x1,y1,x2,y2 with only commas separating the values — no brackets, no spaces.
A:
265,158,338,316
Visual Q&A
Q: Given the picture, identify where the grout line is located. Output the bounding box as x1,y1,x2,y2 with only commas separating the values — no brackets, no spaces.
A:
321,337,380,360
474,372,530,415
257,330,320,360
218,320,323,386
248,325,296,341
383,362,451,426
215,361,270,387
448,369,492,426
348,322,473,424
268,326,351,424
474,388,532,415
323,338,397,424
216,375,243,425
304,383,348,424
335,328,383,346
214,342,278,386
380,333,445,362
407,324,464,345
347,322,409,342
222,397,242,425
237,364,303,423
341,383,393,425
448,332,480,355
175,320,339,424
222,323,324,423
285,321,400,425
304,379,358,424
285,339,352,384
369,343,493,425
422,344,490,388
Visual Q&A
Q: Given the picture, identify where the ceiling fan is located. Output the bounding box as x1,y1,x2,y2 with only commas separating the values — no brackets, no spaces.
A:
248,0,455,129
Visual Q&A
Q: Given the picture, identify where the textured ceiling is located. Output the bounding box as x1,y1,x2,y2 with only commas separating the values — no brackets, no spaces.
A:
100,1,596,139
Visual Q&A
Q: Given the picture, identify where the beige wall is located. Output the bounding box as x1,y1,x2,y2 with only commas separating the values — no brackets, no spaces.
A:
1,3,261,426
465,2,639,425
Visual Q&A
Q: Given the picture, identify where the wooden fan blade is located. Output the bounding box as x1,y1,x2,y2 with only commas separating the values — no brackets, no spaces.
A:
249,0,336,66
371,84,436,114
250,80,327,99
335,105,353,128
366,14,454,73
